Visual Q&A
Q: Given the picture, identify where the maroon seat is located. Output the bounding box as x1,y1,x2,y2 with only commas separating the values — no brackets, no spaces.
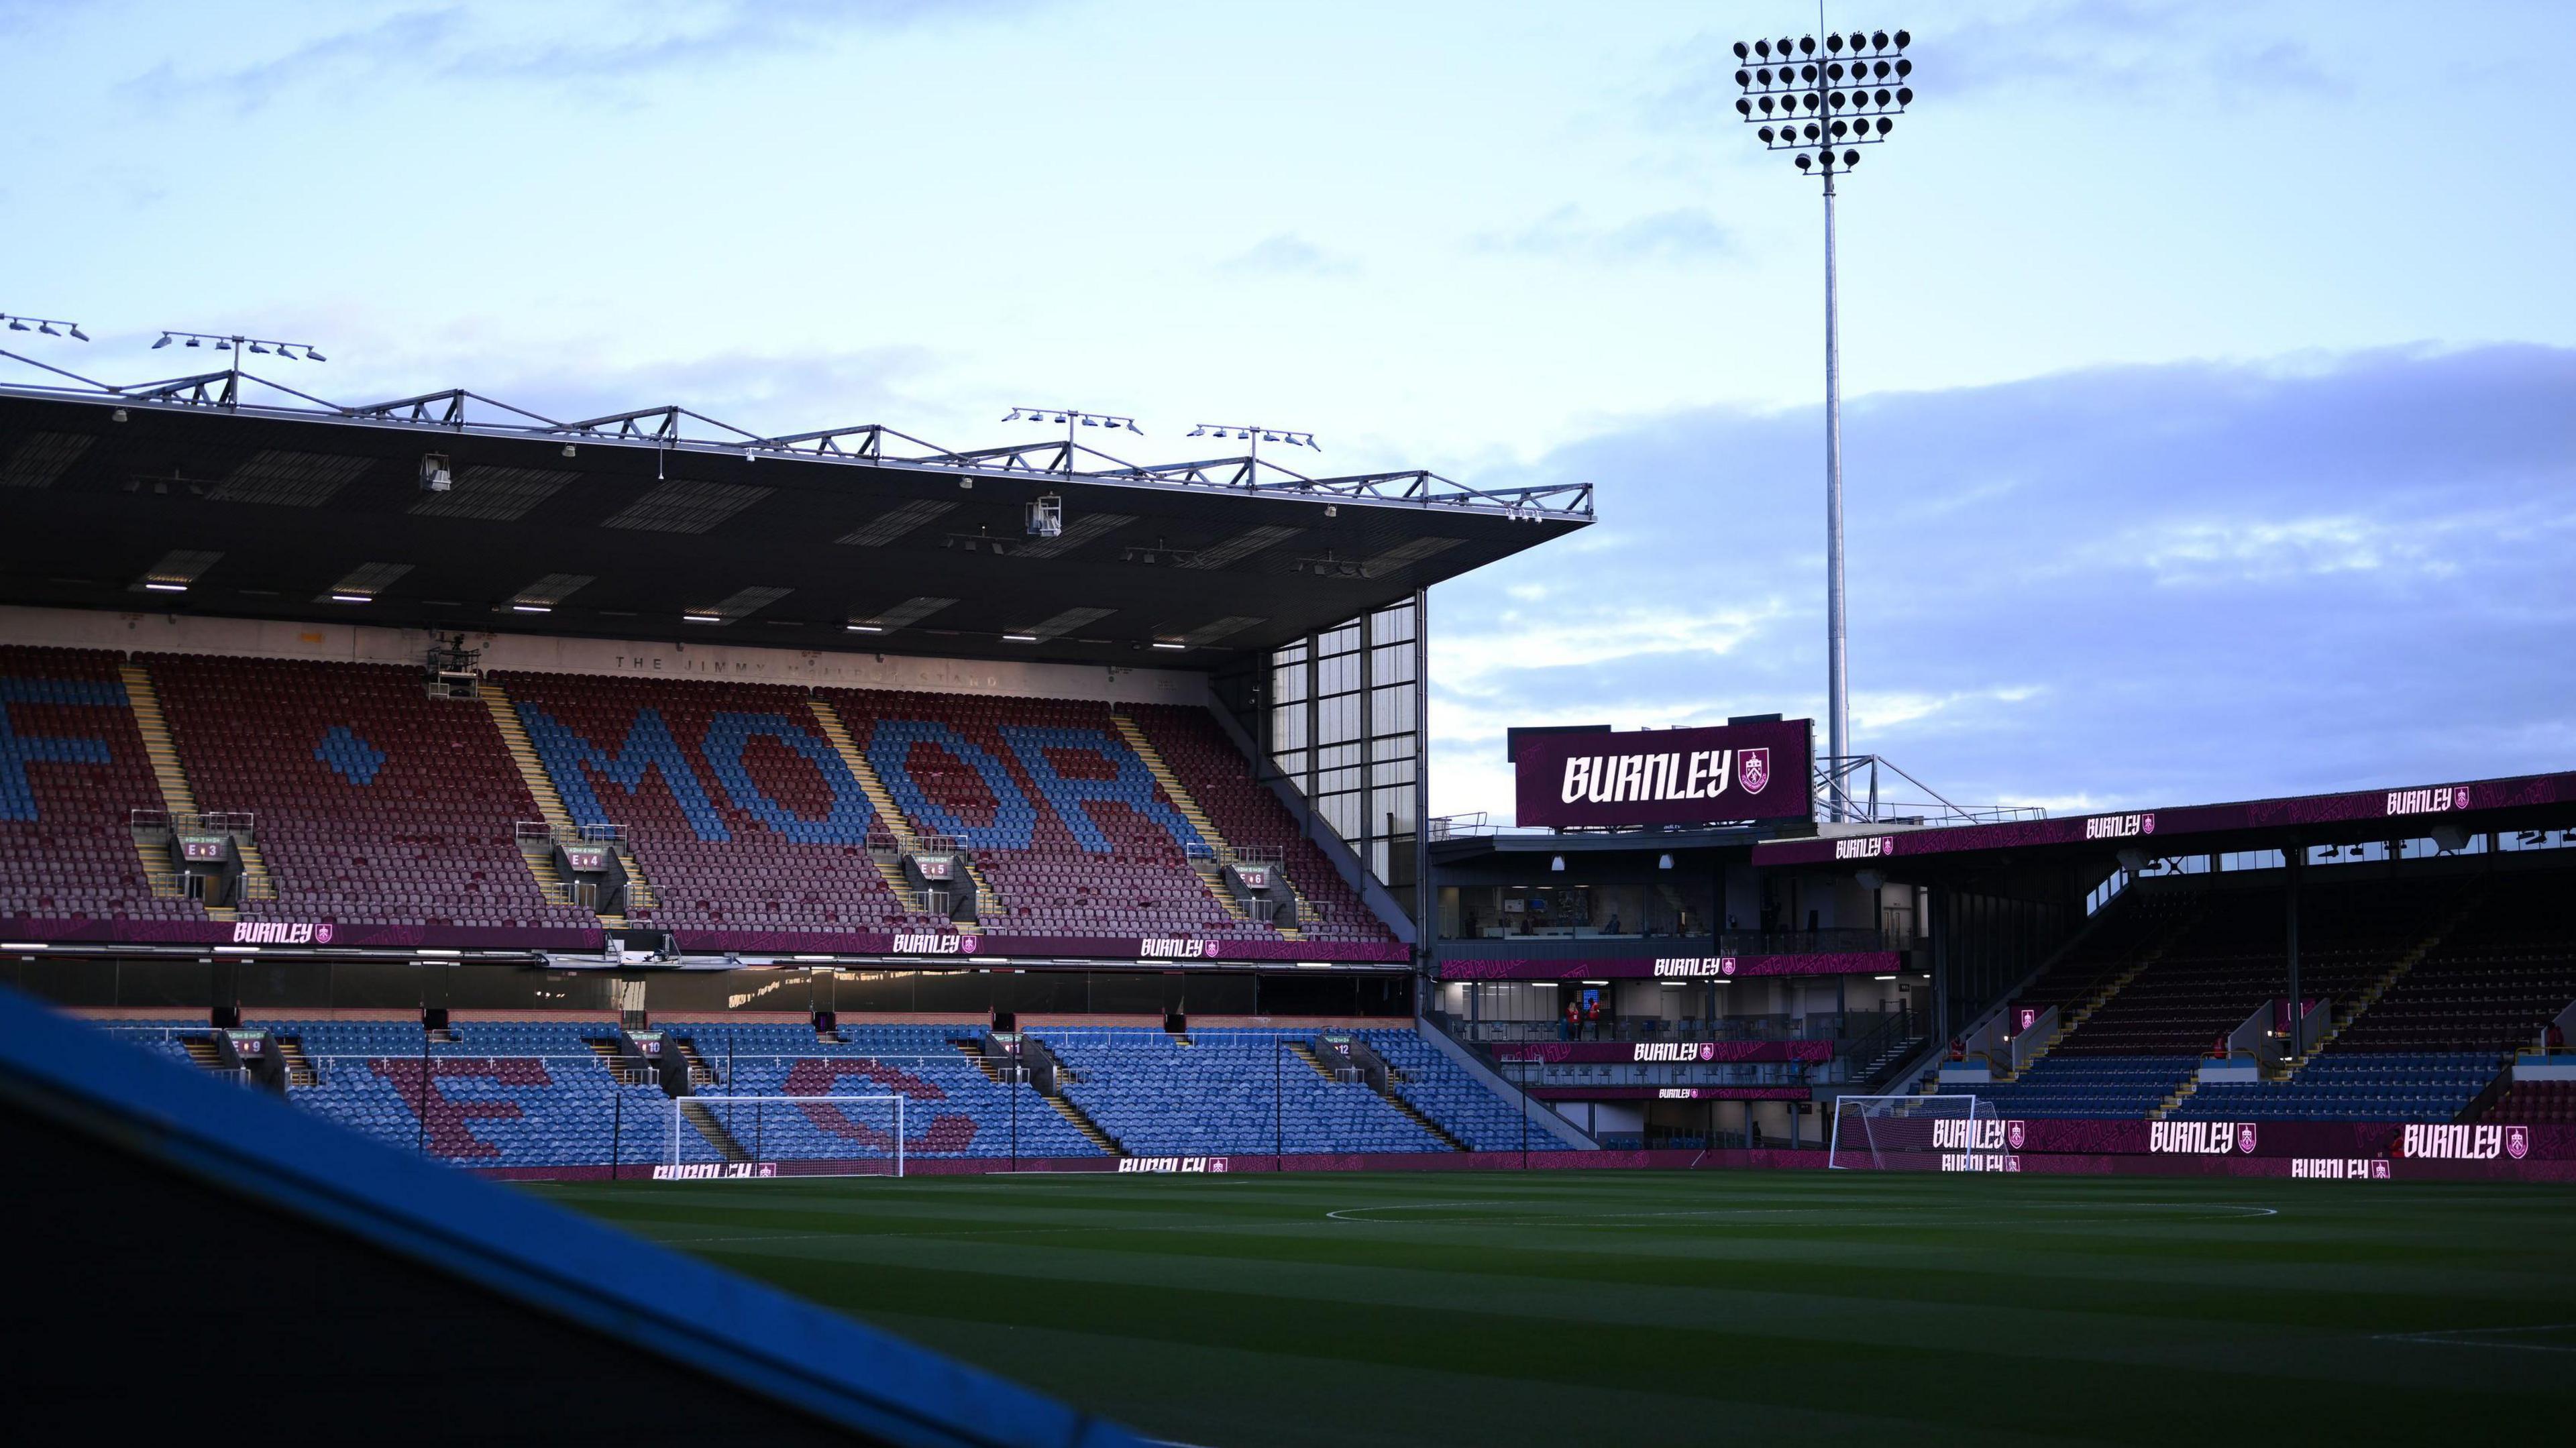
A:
144,656,593,931
1127,703,1399,946
0,646,211,926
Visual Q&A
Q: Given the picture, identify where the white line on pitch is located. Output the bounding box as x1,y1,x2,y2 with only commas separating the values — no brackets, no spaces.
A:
2374,1323,2576,1353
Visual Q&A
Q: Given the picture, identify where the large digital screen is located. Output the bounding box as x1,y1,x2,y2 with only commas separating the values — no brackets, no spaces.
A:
1513,718,1815,828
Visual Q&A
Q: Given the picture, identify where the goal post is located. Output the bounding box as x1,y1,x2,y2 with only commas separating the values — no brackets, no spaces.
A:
1827,1093,2002,1171
665,1095,906,1179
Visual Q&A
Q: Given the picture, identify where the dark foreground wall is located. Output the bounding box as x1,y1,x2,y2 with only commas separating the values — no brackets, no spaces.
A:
0,987,1138,1448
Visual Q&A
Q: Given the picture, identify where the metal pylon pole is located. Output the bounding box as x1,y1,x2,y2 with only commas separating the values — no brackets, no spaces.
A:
1823,164,1850,822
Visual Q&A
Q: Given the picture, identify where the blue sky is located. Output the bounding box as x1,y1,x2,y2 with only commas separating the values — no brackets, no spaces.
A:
3,1,2570,820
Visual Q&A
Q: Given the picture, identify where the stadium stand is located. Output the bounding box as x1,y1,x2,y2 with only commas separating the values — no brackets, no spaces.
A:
825,689,1266,942
1960,868,2576,1122
144,657,595,931
1037,1027,1449,1154
1966,1054,2200,1119
0,645,209,925
659,1019,1100,1160
1125,702,1397,945
87,1016,1546,1165
254,1017,670,1165
2484,1079,2575,1123
2174,1052,2498,1122
1359,1027,1527,1150
2047,879,2452,1057
2328,881,2576,1055
496,672,927,936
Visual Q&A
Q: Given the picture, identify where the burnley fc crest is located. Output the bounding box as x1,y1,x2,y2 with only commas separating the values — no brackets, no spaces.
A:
1739,747,1771,794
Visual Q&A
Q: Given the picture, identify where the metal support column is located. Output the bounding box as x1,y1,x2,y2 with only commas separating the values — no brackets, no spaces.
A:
1413,589,1432,977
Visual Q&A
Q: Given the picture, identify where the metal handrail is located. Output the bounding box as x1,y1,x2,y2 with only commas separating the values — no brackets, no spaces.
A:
130,807,257,834
515,820,628,844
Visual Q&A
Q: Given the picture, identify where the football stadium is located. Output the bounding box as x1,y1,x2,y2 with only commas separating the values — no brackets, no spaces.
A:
3,10,2573,1447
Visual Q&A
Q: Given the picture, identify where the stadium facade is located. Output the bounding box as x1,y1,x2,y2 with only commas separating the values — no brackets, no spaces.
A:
1,359,2573,1182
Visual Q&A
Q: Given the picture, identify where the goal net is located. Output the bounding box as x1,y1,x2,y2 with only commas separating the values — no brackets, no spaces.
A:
1827,1093,2003,1171
663,1095,906,1180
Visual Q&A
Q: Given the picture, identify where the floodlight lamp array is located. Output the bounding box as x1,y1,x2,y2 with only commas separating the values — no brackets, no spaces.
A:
2,313,89,341
1731,28,1915,178
1188,423,1320,451
1005,406,1140,435
152,329,327,361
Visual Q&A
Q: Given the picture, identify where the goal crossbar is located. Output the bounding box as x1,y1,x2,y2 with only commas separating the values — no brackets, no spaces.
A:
1827,1093,2003,1172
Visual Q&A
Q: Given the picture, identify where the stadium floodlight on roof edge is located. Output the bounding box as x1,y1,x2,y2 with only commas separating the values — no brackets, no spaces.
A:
1731,21,1917,820
1,313,89,341
1185,421,1318,479
994,407,1143,476
0,359,1592,522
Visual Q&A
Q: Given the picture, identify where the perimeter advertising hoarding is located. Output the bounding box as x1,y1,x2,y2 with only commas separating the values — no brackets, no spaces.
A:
1493,1039,1833,1064
1514,720,1815,828
1436,951,1900,981
1752,768,2576,867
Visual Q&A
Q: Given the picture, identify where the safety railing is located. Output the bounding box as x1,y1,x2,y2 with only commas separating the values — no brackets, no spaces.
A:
130,808,258,834
515,820,628,845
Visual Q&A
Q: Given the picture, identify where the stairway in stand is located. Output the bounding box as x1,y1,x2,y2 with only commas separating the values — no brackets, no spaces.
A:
671,1037,720,1089
480,679,655,926
274,1036,319,1087
1367,1067,1468,1152
678,1100,751,1162
1045,1094,1126,1157
951,1038,1006,1083
1108,709,1305,938
120,661,241,921
2279,890,2484,1079
2151,1077,2200,1120
809,698,985,926
1285,1041,1338,1080
1999,909,2201,1081
178,1034,229,1072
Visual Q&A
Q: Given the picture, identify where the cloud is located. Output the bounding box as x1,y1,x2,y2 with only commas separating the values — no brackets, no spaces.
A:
125,0,1043,110
1428,343,2576,820
1472,205,1735,262
1218,233,1358,278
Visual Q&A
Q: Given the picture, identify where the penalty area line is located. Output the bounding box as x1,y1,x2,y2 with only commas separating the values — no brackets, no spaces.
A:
2374,1323,2576,1354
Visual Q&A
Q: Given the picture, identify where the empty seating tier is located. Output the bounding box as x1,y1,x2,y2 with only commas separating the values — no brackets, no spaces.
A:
824,689,1269,943
2053,878,2462,1057
2171,1053,2498,1122
660,1021,1098,1160
146,657,594,932
1125,703,1397,946
2483,1078,2576,1125
0,646,209,926
2332,878,2576,1055
496,673,921,938
1945,1054,2199,1119
1038,1027,1447,1155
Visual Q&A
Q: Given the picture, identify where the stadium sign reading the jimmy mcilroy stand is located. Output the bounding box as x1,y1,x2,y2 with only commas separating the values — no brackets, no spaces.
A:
1513,719,1815,828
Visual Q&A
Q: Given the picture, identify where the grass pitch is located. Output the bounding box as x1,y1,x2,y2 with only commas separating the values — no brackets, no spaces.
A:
541,1170,2575,1447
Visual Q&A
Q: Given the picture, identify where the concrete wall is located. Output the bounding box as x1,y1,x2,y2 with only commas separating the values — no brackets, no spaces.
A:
0,603,1210,706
